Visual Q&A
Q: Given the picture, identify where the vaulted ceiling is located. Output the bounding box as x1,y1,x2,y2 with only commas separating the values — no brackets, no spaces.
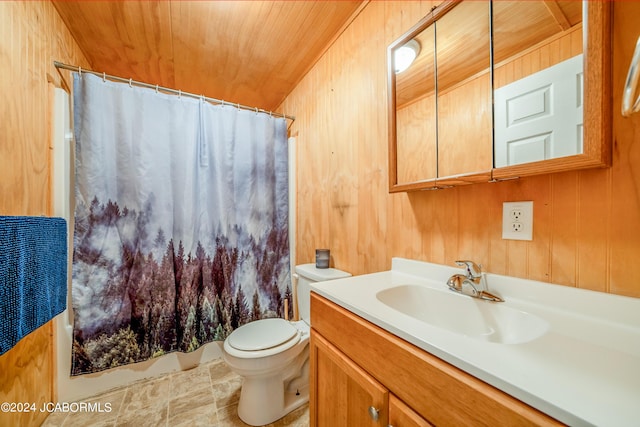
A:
52,1,365,111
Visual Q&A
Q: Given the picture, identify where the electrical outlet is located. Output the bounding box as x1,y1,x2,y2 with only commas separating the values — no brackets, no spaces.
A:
502,201,533,241
510,209,523,221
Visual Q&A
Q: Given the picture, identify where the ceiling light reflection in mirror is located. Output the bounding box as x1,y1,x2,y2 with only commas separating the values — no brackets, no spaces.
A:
394,39,421,74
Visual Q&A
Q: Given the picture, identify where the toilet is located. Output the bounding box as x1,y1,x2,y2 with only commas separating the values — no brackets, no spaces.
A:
222,263,351,426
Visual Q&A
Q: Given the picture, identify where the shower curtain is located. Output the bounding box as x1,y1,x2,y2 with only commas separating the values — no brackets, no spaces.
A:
71,73,291,375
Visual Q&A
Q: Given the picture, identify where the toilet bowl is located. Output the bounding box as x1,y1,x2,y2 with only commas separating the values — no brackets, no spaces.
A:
222,264,351,426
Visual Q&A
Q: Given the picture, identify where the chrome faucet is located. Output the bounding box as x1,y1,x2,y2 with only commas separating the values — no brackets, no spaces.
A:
446,260,504,302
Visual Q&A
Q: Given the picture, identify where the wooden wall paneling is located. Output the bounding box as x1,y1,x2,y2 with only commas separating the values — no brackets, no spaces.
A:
0,2,90,426
522,176,553,281
288,25,349,271
388,193,420,268
0,2,47,216
323,15,360,273
480,177,549,282
549,173,579,286
287,0,432,275
354,3,389,273
486,182,511,276
281,0,640,298
294,74,331,266
609,2,640,298
427,189,459,266
577,168,610,293
385,195,402,266
525,178,553,283
0,326,53,427
402,191,432,259
402,194,425,262
456,183,495,267
504,235,529,278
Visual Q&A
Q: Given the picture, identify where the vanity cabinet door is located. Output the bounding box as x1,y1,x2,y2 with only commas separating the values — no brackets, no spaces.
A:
389,395,433,427
310,330,389,427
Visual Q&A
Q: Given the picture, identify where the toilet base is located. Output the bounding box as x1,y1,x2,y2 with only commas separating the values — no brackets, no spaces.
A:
222,321,311,426
237,376,309,426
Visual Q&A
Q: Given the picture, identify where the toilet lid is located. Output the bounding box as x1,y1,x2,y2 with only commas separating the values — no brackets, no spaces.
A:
227,318,298,351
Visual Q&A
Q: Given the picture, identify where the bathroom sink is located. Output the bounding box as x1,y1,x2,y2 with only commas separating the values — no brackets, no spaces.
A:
376,284,549,344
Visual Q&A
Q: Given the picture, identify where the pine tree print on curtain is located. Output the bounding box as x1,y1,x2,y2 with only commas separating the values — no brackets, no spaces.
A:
71,73,291,375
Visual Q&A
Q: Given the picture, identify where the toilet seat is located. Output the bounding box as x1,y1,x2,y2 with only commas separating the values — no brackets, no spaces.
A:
228,318,298,351
224,318,303,359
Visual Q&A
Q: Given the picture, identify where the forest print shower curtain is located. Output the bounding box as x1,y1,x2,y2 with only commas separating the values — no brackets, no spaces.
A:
71,73,291,375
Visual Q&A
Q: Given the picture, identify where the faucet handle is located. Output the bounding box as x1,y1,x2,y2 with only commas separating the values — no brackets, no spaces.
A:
455,260,482,278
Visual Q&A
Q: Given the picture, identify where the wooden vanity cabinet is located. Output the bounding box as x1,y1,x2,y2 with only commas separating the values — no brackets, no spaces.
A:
310,293,563,427
310,331,390,426
311,329,432,427
389,395,434,427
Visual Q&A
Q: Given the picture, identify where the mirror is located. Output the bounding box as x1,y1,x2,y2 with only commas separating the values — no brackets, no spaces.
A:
492,0,611,179
436,1,492,179
493,1,584,168
394,25,437,186
389,1,491,190
388,1,611,191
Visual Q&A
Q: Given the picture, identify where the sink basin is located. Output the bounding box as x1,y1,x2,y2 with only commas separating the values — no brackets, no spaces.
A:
376,284,549,344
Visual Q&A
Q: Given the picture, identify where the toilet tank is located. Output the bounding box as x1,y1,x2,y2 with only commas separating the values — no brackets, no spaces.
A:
295,263,351,324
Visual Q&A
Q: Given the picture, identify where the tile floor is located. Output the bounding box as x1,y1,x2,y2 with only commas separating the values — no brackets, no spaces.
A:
41,358,309,427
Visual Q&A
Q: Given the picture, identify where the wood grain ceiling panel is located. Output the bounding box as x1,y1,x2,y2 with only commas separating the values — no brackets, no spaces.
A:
52,1,175,88
52,1,364,111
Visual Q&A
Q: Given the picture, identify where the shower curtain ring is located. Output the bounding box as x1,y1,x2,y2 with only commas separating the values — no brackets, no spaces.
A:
255,107,258,114
155,84,159,93
103,72,106,82
129,78,133,88
78,66,82,75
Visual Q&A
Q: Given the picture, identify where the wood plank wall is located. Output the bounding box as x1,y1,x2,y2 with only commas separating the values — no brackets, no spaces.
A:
0,3,638,424
281,1,640,298
0,2,89,426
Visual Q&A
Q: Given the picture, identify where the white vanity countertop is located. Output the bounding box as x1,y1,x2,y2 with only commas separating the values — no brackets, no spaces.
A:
310,258,640,427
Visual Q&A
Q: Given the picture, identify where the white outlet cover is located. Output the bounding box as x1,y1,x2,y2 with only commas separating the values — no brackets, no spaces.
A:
502,201,533,241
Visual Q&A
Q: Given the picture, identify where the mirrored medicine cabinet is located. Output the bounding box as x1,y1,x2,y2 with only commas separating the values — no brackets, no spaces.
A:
388,0,611,192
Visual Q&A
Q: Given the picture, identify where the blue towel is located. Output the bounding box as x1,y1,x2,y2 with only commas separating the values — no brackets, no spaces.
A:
0,216,67,355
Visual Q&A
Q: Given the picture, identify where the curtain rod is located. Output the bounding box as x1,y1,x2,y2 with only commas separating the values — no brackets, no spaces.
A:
53,61,295,122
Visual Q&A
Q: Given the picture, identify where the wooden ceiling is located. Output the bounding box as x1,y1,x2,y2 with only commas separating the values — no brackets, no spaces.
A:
52,1,364,111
